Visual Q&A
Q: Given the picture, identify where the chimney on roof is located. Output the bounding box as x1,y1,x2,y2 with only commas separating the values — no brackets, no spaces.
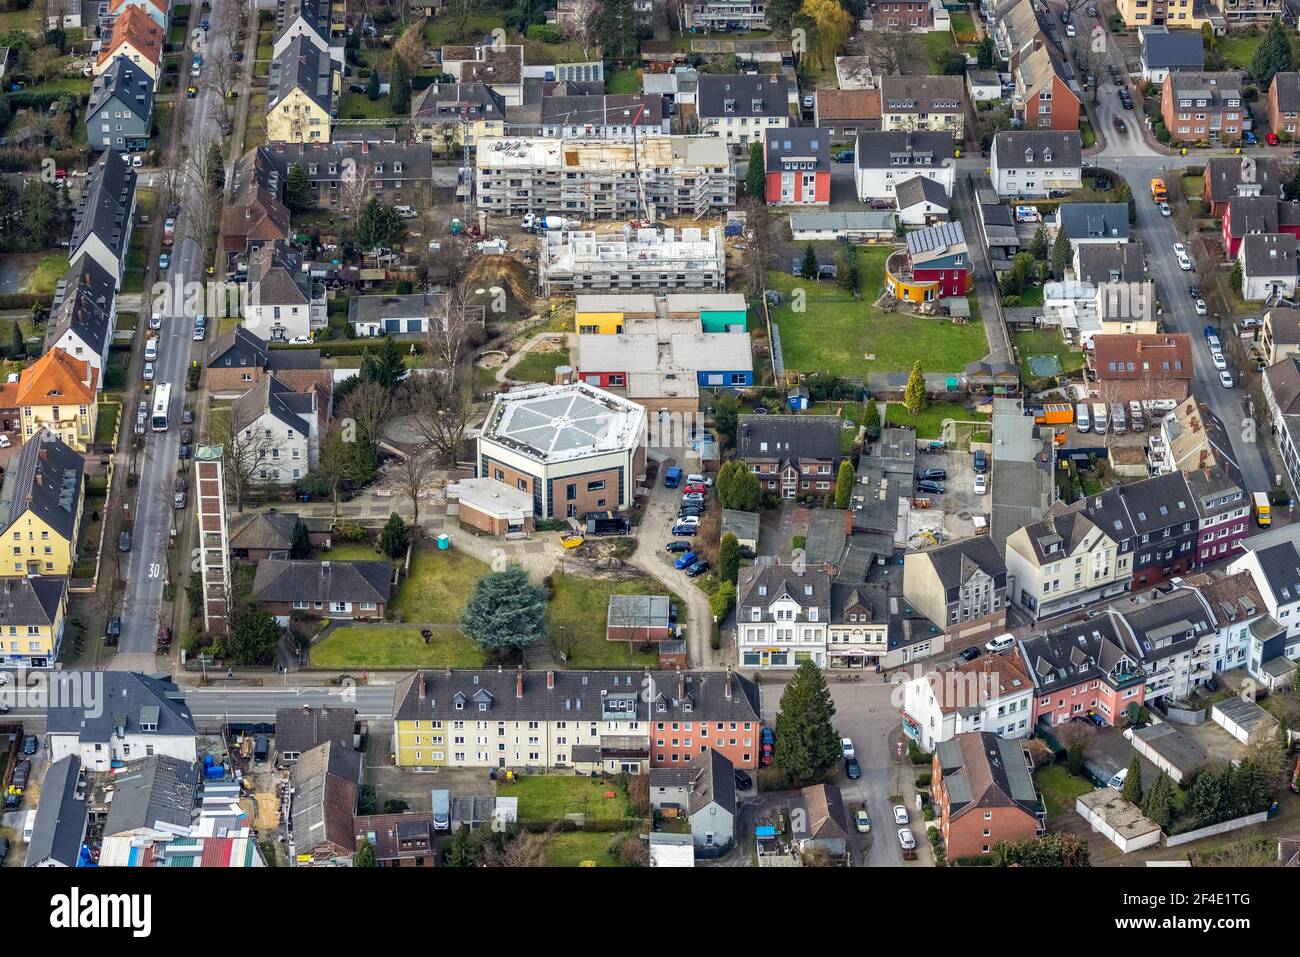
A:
677,670,684,700
546,670,554,690
724,668,733,700
418,673,426,699
516,667,523,699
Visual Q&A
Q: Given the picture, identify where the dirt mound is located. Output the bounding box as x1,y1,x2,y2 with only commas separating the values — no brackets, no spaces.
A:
464,254,534,307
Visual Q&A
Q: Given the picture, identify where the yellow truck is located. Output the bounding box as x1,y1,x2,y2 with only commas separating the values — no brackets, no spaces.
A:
1150,177,1168,202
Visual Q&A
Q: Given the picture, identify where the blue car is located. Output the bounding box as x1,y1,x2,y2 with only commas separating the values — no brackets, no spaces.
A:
158,252,170,270
1244,130,1258,145
674,552,698,570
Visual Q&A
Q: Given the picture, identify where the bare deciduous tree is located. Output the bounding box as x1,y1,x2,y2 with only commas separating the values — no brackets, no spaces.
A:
862,20,920,77
393,17,429,73
394,447,432,528
341,379,393,449
741,198,776,295
209,41,239,102
213,405,289,512
561,0,603,61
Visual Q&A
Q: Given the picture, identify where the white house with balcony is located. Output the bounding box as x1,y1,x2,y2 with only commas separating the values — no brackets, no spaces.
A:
735,565,830,670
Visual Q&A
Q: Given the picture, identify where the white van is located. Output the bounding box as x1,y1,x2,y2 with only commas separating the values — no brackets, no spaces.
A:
685,473,712,487
1076,403,1090,433
144,338,158,362
985,633,1016,653
23,809,36,843
1092,402,1108,435
1110,403,1126,435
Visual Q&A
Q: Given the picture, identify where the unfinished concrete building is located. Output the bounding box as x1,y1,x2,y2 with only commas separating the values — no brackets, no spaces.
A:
538,226,727,295
475,136,735,220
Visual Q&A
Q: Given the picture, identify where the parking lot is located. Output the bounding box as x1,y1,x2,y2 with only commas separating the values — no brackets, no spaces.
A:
905,447,989,545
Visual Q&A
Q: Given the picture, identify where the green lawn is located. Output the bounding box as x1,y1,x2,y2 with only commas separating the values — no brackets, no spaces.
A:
96,403,120,445
423,12,506,48
310,625,480,669
541,831,629,867
318,541,387,562
950,11,977,43
885,400,988,439
390,546,489,623
548,572,667,669
1016,284,1045,308
1035,764,1094,818
924,31,959,72
1014,328,1086,377
1214,34,1300,70
27,253,69,296
768,246,989,378
508,347,569,384
496,774,631,827
607,69,639,94
337,91,396,120
0,7,41,32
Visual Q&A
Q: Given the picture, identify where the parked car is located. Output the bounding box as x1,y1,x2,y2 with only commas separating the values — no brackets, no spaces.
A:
685,560,710,578
179,444,192,459
898,828,917,851
674,552,699,570
973,449,987,473
671,523,698,536
734,769,753,791
856,809,871,833
1212,352,1228,371
917,468,947,481
106,616,121,640
917,479,944,495
1159,201,1171,216
182,408,195,425
1113,116,1126,134
974,473,988,495
665,540,692,553
180,427,194,444
958,646,981,662
893,804,909,826
1108,767,1129,790
1244,130,1259,146
158,252,169,270
674,515,700,526
761,727,774,766
1267,132,1280,146
845,757,861,779
143,362,154,381
22,735,37,755
1219,370,1235,388
841,737,855,759
118,531,131,552
1194,298,1208,315
683,483,708,494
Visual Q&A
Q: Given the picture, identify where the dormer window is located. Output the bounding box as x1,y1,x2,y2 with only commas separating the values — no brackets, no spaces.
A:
1043,148,1052,162
1024,148,1033,163
724,98,735,113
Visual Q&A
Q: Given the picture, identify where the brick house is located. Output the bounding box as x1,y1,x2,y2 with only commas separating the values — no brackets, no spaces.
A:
1088,333,1193,403
351,813,437,867
251,559,393,623
206,327,332,400
1222,195,1279,259
647,670,763,770
1266,72,1300,140
873,0,930,29
1017,617,1146,729
932,732,1043,859
813,89,880,138
1013,42,1080,132
1203,156,1280,218
1160,72,1245,145
763,127,830,206
735,414,842,500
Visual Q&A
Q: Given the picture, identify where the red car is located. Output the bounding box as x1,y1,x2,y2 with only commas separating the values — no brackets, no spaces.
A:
683,483,708,494
1267,132,1280,146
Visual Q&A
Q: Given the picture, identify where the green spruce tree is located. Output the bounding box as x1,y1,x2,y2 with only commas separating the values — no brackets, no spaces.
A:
834,460,855,509
903,360,926,415
772,660,842,785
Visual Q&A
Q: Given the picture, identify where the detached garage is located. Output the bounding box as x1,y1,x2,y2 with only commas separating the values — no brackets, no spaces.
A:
1211,696,1279,745
1076,789,1163,854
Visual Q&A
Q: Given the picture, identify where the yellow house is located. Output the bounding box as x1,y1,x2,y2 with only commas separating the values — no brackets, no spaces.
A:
93,6,164,84
410,82,507,149
0,430,86,578
266,35,338,144
0,576,69,668
573,294,656,335
17,349,99,453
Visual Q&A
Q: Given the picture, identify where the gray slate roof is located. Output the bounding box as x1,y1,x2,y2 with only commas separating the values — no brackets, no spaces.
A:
229,510,299,551
393,669,761,724
764,127,830,171
87,56,154,125
232,373,310,434
276,706,357,755
411,81,505,124
918,535,1007,591
895,174,950,210
994,130,1082,168
49,254,116,356
268,33,337,114
737,565,832,619
102,755,201,837
0,429,85,541
1057,203,1131,242
1114,588,1214,662
1076,241,1144,284
70,150,137,263
934,732,1039,820
290,741,362,855
47,672,196,743
736,413,842,464
855,130,954,169
1142,29,1207,71
252,559,393,604
1241,232,1298,276
696,73,790,118
0,575,66,627
689,747,736,817
26,756,85,867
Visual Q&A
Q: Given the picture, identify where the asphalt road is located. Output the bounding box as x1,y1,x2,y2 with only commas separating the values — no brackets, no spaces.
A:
115,0,232,660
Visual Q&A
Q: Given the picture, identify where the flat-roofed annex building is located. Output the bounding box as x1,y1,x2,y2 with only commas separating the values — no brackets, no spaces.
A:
475,382,646,520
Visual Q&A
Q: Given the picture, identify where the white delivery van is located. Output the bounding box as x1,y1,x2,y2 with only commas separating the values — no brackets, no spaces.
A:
1110,403,1127,434
1128,400,1145,432
1076,403,1090,433
1092,402,1108,435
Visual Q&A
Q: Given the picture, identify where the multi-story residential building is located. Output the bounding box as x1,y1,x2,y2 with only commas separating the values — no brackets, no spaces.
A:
1139,26,1206,83
1044,241,1153,345
879,75,965,139
1221,195,1279,258
539,227,727,295
439,44,525,106
1017,617,1146,729
1116,470,1201,585
475,382,646,519
252,559,392,623
86,57,153,153
989,130,1083,198
885,221,974,303
1264,355,1300,494
47,672,198,771
391,668,762,771
1148,396,1237,475
1184,570,1266,677
1238,232,1298,303
1005,510,1132,621
902,536,1007,647
1203,155,1280,217
903,654,1034,751
932,732,1043,859
1089,332,1194,403
0,575,68,669
1161,71,1245,144
47,256,116,390
827,583,891,670
69,151,137,289
1261,307,1300,365
230,374,323,485
762,127,830,206
736,564,831,669
266,35,338,144
735,413,842,500
1117,0,1199,28
681,0,768,30
1186,463,1250,565
813,89,881,138
1013,42,1080,131
410,82,505,147
474,135,735,220
1267,72,1300,140
695,73,791,147
874,0,931,29
205,327,330,400
1228,525,1300,648
1110,586,1218,702
222,147,292,258
993,0,1044,69
16,350,98,452
537,94,669,139
273,0,341,63
261,140,433,211
853,130,955,202
93,5,163,82
243,240,326,341
103,0,169,32
0,430,84,578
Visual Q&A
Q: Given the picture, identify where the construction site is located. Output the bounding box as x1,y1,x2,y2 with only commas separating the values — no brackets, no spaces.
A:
537,226,729,295
474,135,736,221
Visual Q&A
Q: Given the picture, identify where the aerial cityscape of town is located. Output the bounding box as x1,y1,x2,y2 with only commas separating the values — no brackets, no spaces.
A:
0,0,1298,897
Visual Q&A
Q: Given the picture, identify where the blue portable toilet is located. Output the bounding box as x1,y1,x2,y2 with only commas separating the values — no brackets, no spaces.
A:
437,534,450,551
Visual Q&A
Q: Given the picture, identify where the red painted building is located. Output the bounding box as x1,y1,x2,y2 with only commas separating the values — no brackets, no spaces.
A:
1015,44,1081,132
1017,619,1145,729
1222,195,1279,259
873,0,930,28
763,128,831,206
932,732,1043,859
